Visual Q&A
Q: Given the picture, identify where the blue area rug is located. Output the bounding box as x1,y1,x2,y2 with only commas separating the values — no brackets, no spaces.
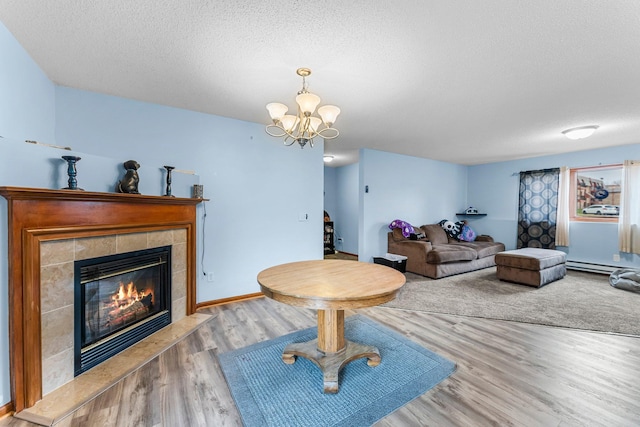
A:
218,314,456,427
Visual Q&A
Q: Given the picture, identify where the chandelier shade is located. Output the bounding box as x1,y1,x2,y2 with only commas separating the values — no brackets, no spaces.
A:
280,115,299,133
318,105,341,127
266,68,340,148
295,92,321,115
266,103,288,122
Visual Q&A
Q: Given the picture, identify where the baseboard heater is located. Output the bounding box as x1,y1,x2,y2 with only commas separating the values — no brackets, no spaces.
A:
566,260,618,275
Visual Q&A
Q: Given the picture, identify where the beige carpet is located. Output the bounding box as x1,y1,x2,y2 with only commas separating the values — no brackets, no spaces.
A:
383,267,640,336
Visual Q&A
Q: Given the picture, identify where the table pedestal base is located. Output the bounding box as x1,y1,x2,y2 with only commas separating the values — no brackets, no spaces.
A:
282,339,381,393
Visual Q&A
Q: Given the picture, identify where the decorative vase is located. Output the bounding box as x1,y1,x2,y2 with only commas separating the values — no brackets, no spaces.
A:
164,166,175,197
62,156,84,191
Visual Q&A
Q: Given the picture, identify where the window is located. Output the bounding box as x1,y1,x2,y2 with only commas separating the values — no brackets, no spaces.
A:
570,164,622,222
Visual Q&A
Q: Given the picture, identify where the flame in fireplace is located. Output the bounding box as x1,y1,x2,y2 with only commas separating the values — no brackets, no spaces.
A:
82,279,157,344
110,281,152,311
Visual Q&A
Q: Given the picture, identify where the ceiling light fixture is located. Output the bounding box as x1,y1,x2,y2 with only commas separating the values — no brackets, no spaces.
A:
562,125,599,140
323,155,334,163
266,68,340,149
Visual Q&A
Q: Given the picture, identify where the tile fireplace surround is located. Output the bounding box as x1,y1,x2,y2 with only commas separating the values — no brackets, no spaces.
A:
40,230,186,395
0,187,207,424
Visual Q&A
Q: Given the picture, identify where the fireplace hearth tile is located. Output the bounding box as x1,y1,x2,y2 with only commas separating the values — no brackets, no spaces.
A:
148,229,174,247
172,296,187,321
171,242,187,272
41,306,74,362
74,236,117,260
172,228,187,243
42,348,73,396
15,312,212,426
41,240,75,265
40,262,74,313
172,269,187,300
116,232,148,253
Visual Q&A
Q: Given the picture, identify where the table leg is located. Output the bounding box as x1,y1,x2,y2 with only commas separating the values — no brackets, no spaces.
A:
282,310,381,393
317,309,345,353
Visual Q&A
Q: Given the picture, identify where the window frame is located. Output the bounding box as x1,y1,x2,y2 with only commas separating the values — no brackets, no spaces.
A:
569,164,622,223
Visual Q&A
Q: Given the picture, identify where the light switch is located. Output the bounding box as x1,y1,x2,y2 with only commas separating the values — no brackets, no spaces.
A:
298,212,309,221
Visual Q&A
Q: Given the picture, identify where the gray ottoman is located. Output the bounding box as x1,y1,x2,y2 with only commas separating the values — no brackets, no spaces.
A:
496,248,566,287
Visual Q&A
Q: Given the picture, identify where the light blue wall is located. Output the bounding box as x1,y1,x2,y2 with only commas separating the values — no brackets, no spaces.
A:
0,22,323,408
325,165,361,254
54,87,324,302
359,149,469,263
0,24,55,143
324,166,337,222
469,144,640,267
0,21,58,407
348,145,640,269
335,163,359,254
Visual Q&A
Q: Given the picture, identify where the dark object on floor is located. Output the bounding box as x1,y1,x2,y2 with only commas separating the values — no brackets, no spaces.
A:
373,253,407,273
116,160,140,194
610,268,640,292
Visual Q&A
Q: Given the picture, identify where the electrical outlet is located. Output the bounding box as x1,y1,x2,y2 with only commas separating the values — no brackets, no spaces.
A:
207,272,214,282
613,254,621,262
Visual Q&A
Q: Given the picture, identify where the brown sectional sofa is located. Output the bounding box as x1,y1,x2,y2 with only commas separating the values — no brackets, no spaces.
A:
387,223,505,279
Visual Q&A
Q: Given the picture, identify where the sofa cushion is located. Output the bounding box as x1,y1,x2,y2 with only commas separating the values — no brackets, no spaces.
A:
391,228,406,241
450,241,505,259
421,224,448,245
426,245,477,264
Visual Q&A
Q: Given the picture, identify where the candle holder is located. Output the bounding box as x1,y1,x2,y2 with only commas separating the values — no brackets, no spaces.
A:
62,156,84,191
163,166,175,197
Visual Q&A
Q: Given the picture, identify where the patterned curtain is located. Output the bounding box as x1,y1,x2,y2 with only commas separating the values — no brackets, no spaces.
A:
517,168,560,249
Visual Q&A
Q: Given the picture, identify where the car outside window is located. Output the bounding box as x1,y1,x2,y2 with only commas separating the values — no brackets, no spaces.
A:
570,165,621,223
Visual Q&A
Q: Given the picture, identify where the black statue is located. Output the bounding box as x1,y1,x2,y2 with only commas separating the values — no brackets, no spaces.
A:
116,160,140,194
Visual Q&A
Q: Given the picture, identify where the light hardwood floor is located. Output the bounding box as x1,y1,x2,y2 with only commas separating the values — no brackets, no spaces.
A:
2,297,639,426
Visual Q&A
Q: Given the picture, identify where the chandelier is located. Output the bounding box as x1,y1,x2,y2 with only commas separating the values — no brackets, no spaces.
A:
266,68,341,148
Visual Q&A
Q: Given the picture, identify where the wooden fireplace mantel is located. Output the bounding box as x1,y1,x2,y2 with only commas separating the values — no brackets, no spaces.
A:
0,187,205,413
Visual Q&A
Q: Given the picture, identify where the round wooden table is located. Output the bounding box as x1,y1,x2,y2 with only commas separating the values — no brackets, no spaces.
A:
257,259,406,393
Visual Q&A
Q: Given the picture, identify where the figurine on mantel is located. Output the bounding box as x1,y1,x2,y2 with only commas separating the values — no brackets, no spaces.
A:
116,160,140,194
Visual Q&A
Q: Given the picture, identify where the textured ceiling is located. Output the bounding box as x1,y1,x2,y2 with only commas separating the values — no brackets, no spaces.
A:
2,1,640,166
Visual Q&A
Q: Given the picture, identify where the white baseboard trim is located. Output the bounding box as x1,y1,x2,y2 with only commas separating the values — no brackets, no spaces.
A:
566,260,618,275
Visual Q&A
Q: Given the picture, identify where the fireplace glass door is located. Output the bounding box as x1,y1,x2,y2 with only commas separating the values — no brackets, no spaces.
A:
74,246,171,375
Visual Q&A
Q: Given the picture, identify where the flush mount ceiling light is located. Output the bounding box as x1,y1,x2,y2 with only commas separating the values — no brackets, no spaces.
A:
266,68,341,149
323,155,334,163
562,125,599,140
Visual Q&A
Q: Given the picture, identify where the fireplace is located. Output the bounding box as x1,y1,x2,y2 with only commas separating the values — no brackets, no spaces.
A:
0,187,203,413
74,246,172,375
